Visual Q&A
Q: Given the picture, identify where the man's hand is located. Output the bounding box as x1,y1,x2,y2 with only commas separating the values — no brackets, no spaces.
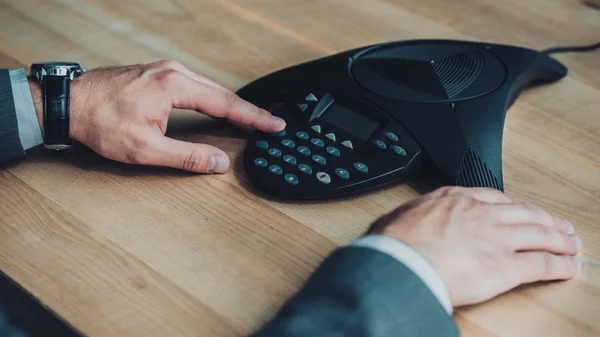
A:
29,60,286,173
368,186,582,307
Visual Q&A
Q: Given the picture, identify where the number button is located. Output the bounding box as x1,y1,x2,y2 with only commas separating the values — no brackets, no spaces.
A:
296,131,310,140
326,146,341,157
284,174,299,185
268,148,282,157
255,140,269,150
272,129,287,137
254,158,268,167
268,165,283,175
298,164,313,175
391,145,407,156
297,146,311,156
374,140,387,150
281,139,296,148
316,172,331,184
385,132,399,142
353,162,368,173
310,138,325,148
283,155,297,165
312,155,327,166
335,168,350,180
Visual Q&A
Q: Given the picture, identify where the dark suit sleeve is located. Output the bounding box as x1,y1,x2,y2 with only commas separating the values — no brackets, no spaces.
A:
251,247,459,337
0,69,26,163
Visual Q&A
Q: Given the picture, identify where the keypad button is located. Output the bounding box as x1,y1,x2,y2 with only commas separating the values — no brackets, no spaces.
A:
326,146,341,157
254,158,268,167
296,131,310,140
283,155,297,165
297,146,311,156
353,162,369,173
272,129,287,138
385,132,399,142
325,133,336,142
391,145,407,156
316,172,331,184
297,103,308,112
298,164,313,175
268,148,282,157
312,154,327,166
341,140,354,149
284,174,299,185
306,93,318,102
335,168,350,180
268,164,283,175
255,140,269,150
281,139,296,148
374,140,387,150
311,125,322,134
310,138,325,148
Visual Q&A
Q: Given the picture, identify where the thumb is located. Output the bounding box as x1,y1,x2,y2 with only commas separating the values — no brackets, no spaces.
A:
148,135,230,174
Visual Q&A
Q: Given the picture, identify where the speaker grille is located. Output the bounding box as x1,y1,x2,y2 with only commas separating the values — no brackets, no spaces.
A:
457,148,502,191
357,49,486,99
432,50,485,98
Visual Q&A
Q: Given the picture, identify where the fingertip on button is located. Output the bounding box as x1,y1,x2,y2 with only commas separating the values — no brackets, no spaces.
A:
271,115,287,128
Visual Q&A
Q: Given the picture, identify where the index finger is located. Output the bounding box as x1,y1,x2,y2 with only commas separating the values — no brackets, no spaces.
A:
166,73,286,133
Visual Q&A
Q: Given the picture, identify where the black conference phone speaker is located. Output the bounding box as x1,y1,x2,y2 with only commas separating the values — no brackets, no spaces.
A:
237,39,567,199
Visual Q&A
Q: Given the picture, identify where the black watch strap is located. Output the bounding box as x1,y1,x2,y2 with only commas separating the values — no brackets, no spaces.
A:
43,75,71,148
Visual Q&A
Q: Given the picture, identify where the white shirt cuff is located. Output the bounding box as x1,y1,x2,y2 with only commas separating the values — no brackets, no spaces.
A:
9,68,43,150
352,235,453,315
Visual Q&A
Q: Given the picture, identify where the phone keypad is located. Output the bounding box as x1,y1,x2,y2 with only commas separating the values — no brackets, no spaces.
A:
249,92,415,190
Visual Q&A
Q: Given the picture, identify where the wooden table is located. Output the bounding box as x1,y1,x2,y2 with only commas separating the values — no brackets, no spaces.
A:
1,0,599,336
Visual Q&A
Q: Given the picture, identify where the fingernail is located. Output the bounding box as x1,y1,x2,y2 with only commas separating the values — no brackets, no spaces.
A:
571,256,582,273
561,220,574,233
569,235,583,250
209,155,228,174
272,115,286,126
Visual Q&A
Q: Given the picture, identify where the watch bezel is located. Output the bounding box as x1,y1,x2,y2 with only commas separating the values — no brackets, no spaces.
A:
31,62,85,81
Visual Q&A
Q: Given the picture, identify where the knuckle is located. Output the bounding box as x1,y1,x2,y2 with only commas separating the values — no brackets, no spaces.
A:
182,150,209,172
152,69,182,85
540,252,555,277
159,59,182,69
448,195,481,212
224,90,240,108
435,186,464,197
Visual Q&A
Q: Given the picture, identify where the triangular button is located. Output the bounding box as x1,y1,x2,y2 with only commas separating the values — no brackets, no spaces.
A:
311,125,322,134
341,140,353,149
297,103,308,112
305,93,318,102
325,133,336,142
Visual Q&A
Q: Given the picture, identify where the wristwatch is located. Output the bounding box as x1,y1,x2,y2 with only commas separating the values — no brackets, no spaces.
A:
30,62,85,150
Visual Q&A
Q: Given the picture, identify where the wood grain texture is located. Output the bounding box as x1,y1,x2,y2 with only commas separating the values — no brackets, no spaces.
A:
0,0,599,336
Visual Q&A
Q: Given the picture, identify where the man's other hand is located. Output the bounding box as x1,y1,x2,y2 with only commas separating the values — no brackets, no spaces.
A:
368,186,582,307
29,60,286,173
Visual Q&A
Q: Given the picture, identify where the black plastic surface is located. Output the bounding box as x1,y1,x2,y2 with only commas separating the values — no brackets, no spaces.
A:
238,39,567,199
